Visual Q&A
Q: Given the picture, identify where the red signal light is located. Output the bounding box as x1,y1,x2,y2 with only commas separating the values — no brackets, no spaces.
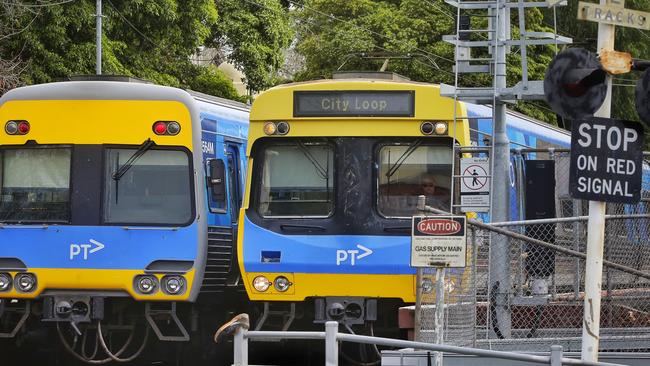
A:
153,121,167,135
17,121,30,134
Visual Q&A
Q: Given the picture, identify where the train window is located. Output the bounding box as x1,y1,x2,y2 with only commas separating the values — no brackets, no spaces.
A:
377,143,453,218
103,148,193,225
257,141,334,218
0,147,71,223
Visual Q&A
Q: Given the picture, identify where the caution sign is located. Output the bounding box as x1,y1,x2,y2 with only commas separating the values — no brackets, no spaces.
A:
460,157,490,212
569,117,644,203
411,216,467,268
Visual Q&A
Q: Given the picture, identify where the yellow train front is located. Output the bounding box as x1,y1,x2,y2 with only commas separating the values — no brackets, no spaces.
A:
0,80,231,362
239,74,470,333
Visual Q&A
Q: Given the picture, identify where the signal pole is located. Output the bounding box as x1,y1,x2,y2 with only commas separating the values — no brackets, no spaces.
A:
96,0,102,75
490,0,512,338
582,2,614,361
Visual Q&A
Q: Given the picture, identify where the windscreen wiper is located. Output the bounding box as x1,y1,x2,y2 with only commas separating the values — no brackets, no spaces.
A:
112,139,155,181
385,139,422,178
297,141,328,179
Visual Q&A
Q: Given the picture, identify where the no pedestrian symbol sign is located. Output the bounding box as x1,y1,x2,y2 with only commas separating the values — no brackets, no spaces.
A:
460,157,490,212
569,117,644,204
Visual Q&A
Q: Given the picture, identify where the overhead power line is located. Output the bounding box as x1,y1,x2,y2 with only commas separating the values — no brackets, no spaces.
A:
2,0,76,8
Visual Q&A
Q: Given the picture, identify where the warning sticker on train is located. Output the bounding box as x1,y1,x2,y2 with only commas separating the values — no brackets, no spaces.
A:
569,117,644,203
460,157,490,212
411,216,467,268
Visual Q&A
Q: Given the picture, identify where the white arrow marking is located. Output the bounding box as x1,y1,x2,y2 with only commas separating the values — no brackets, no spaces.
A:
356,244,373,260
89,239,105,254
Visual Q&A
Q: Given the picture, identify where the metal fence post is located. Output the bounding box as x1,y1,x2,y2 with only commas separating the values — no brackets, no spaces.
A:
233,326,248,366
550,345,563,366
325,321,339,366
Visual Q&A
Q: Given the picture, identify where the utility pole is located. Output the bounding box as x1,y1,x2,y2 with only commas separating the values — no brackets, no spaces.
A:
490,0,512,338
96,0,102,75
581,0,615,361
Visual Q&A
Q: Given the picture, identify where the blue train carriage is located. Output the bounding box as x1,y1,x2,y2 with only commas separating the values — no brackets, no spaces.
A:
466,103,571,222
0,79,248,362
238,74,472,336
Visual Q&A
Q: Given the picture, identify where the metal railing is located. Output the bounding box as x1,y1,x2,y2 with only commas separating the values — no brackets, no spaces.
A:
230,321,624,366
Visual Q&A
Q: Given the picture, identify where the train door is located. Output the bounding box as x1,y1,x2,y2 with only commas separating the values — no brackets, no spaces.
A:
225,143,243,225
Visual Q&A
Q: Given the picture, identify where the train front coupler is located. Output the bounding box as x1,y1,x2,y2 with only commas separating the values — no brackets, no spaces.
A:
314,297,377,325
42,296,104,335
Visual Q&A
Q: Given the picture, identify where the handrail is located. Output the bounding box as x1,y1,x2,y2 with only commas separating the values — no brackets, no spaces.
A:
230,321,625,366
490,213,650,227
416,197,650,281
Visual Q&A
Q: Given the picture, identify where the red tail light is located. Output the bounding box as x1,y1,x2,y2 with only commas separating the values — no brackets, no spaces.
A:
18,121,30,134
152,121,181,136
5,120,29,135
153,121,168,135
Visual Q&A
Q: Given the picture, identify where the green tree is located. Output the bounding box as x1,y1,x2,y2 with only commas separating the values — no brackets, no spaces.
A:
292,0,561,123
209,0,293,93
0,0,292,99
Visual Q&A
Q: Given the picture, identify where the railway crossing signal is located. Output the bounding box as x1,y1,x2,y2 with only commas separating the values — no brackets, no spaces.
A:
543,48,608,120
636,69,650,126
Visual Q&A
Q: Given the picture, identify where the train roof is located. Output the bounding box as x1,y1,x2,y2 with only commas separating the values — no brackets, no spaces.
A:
0,80,196,107
465,103,571,147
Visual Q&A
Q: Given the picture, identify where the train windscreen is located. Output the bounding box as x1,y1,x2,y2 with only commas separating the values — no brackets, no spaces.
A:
103,148,193,225
377,142,453,217
0,147,71,223
257,141,334,218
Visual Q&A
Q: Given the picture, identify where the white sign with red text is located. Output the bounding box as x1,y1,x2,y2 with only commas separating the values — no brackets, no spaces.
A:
411,216,467,268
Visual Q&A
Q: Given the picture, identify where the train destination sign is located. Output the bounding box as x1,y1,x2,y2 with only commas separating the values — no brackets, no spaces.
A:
569,117,644,204
410,216,467,268
293,90,415,117
577,1,650,30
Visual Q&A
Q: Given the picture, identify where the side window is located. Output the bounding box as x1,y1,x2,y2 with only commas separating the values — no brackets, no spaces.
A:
207,158,227,213
226,144,242,223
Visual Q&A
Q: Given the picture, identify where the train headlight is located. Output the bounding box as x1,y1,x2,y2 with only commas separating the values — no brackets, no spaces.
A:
162,276,185,295
15,273,36,292
263,122,277,135
421,278,434,294
434,122,448,135
252,276,271,292
0,273,12,291
135,275,158,294
273,276,292,292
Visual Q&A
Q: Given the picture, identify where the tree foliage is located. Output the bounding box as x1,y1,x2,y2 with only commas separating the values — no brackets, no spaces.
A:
0,0,292,99
210,0,293,93
292,0,560,123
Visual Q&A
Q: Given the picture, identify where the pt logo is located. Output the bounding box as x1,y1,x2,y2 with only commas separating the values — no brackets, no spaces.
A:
70,239,105,260
336,244,373,266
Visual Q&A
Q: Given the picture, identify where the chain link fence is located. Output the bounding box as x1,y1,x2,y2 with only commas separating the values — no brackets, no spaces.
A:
418,150,650,353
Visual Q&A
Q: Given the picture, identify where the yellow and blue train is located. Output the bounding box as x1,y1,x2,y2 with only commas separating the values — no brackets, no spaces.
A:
0,78,248,363
238,75,472,333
